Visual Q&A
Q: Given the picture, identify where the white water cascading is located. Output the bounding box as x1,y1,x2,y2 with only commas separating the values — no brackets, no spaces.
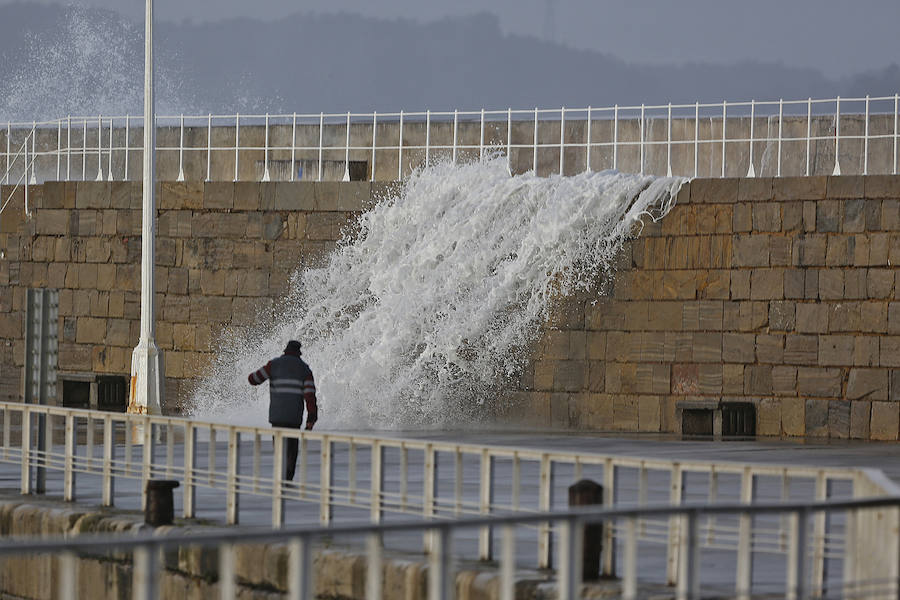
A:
191,157,686,429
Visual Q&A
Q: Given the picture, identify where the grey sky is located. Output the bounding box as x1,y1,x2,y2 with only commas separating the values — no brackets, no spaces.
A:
3,0,899,78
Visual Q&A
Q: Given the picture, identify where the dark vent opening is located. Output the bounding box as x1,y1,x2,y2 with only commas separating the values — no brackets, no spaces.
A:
682,409,714,436
97,376,127,412
61,380,90,409
722,403,756,437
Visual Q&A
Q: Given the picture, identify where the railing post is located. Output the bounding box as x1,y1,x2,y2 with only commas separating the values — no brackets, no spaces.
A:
95,116,103,181
56,120,62,181
102,415,114,506
601,458,615,576
533,107,539,174
786,509,809,600
290,112,297,182
721,101,727,178
478,449,494,561
777,98,784,177
272,431,284,526
370,441,383,523
81,119,87,180
864,95,870,176
623,517,638,600
666,463,684,586
343,111,351,182
206,114,212,182
479,107,485,160
423,444,437,553
218,543,236,600
677,511,700,600
398,109,404,180
557,517,583,600
165,423,174,478
614,103,619,171
371,111,377,182
507,107,513,174
558,106,565,175
320,435,332,525
366,532,384,600
107,118,114,181
66,117,72,180
585,105,592,173
538,453,552,569
452,109,458,165
140,416,152,511
63,413,75,501
287,537,313,600
747,99,756,177
894,93,899,176
693,102,698,177
20,408,31,494
811,472,828,597
667,101,673,176
833,96,842,176
639,103,645,174
317,112,324,182
262,112,271,182
348,440,357,504
425,109,431,168
806,98,812,176
183,424,196,518
4,121,9,184
735,467,754,600
428,526,453,600
234,113,240,182
177,114,185,182
226,427,240,525
133,544,160,600
400,444,408,510
124,115,129,180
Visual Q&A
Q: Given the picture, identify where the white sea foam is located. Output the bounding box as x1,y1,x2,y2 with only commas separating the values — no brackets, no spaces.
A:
190,158,686,429
0,6,191,122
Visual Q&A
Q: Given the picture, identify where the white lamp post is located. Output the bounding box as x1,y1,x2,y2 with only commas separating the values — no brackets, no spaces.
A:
128,0,164,417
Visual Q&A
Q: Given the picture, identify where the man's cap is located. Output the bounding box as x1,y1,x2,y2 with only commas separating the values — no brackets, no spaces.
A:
285,340,302,354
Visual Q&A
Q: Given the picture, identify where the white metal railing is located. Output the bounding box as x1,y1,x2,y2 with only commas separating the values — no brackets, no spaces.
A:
0,94,899,191
0,123,37,220
4,496,900,600
2,401,899,593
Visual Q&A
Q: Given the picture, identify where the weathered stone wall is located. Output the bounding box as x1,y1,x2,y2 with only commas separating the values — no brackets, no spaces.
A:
513,175,900,440
3,177,900,438
0,181,383,411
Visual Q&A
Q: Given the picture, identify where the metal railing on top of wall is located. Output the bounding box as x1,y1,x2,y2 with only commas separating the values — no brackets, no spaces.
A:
0,94,898,195
2,401,899,594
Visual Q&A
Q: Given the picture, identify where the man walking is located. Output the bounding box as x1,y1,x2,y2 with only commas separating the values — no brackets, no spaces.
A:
248,340,318,480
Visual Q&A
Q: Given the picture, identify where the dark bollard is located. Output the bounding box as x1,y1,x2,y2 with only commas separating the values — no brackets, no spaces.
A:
145,480,180,527
568,479,603,581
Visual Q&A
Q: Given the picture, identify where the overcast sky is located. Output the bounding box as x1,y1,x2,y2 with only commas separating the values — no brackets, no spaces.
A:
3,0,899,79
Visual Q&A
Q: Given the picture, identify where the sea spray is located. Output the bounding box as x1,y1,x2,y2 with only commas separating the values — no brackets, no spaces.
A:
190,158,686,429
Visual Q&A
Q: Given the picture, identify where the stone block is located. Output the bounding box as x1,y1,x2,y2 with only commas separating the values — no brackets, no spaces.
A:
732,234,769,267
533,360,554,390
865,174,900,199
868,269,894,298
744,365,773,395
818,335,854,366
782,397,805,436
692,332,722,362
723,364,744,394
638,396,661,432
75,317,106,344
732,203,752,232
784,270,804,299
792,234,826,266
827,175,864,199
805,398,829,437
160,182,202,210
775,176,826,201
803,270,819,300
586,331,606,360
646,301,681,331
757,398,781,436
756,334,784,363
722,333,755,363
203,182,234,209
816,200,841,232
852,336,879,367
640,332,668,362
772,366,797,396
802,201,817,232
843,199,866,233
847,368,888,401
730,270,750,300
34,210,69,235
769,236,791,266
828,400,850,438
824,236,852,267
818,270,843,299
871,401,900,441
843,269,866,300
671,364,698,395
75,182,110,209
750,268,783,300
691,178,738,204
849,400,871,439
795,303,828,334
697,301,723,330
554,360,586,392
797,367,842,397
752,203,781,232
738,177,774,201
769,301,796,331
870,233,890,266
274,182,317,210
232,182,260,211
829,302,861,332
861,302,887,333
881,337,900,367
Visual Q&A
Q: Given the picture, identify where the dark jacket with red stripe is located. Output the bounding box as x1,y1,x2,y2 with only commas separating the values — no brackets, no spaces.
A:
248,351,318,428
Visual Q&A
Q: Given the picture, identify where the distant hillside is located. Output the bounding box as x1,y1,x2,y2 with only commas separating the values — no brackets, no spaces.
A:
0,2,898,121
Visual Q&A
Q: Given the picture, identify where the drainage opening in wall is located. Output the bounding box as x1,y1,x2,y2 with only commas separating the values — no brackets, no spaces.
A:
61,380,90,409
679,402,757,438
61,375,127,412
97,376,127,412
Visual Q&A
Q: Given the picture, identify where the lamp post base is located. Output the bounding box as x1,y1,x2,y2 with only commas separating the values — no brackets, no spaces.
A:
129,339,164,416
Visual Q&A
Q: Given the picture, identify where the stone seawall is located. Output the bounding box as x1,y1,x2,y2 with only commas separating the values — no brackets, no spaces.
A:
2,176,900,439
515,175,900,439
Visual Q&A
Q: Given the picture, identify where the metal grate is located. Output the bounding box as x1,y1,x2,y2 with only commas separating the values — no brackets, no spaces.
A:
722,403,756,437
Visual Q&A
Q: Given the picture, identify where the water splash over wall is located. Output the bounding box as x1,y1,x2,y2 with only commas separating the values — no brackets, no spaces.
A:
191,158,686,429
0,6,192,122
